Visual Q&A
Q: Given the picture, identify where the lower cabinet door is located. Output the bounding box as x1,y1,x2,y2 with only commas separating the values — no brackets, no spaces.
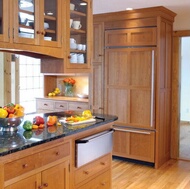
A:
5,174,40,189
113,126,155,162
77,170,111,189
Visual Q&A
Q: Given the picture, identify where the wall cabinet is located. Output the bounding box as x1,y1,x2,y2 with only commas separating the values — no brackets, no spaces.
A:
0,0,63,58
94,6,176,168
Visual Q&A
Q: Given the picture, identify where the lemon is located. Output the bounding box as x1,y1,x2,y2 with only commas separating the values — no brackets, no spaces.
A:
82,110,92,118
0,108,8,118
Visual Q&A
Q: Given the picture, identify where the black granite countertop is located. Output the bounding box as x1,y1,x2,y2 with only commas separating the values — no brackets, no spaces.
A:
0,111,118,156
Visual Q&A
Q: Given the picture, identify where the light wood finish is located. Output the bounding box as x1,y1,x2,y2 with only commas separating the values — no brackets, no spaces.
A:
77,170,111,189
74,154,111,186
0,0,64,58
68,102,89,111
94,6,176,168
112,158,190,189
171,30,190,159
113,127,155,162
1,138,71,189
90,22,104,114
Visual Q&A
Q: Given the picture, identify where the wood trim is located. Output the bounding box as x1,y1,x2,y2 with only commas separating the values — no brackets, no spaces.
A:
171,30,190,159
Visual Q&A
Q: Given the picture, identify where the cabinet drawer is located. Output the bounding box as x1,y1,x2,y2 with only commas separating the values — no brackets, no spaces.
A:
40,142,70,166
54,101,68,111
4,153,40,181
113,126,155,162
36,100,54,110
75,154,111,185
68,102,88,111
77,170,111,189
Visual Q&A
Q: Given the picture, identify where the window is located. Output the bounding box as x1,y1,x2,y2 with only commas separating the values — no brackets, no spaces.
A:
19,55,44,114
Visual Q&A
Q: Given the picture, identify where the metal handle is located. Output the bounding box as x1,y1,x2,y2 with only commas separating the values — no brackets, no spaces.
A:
76,129,114,143
150,50,155,127
114,128,151,135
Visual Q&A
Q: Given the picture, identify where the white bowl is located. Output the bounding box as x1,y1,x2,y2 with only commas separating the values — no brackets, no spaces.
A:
77,94,89,99
44,22,49,29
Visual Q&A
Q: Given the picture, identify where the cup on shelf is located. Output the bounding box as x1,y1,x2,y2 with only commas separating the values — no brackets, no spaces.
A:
70,53,77,63
77,54,84,63
70,38,76,43
77,44,83,50
70,3,75,10
70,19,73,28
82,44,86,51
70,42,77,49
72,21,82,30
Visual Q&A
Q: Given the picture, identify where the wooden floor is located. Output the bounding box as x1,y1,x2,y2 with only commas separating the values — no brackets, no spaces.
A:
112,158,190,189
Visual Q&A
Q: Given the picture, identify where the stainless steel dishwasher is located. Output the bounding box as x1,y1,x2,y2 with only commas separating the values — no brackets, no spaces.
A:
75,129,114,167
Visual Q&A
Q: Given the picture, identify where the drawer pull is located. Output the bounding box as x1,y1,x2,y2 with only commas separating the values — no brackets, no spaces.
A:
60,105,64,107
44,103,48,106
83,170,89,175
114,128,151,135
100,162,106,165
43,183,48,187
77,107,82,109
101,182,106,186
55,151,60,156
22,164,28,168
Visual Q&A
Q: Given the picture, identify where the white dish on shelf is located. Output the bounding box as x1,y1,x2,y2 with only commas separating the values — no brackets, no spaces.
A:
77,94,89,99
44,37,52,41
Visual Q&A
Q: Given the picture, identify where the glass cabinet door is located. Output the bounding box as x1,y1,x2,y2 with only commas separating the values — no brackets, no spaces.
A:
69,0,89,67
42,0,61,47
0,0,9,42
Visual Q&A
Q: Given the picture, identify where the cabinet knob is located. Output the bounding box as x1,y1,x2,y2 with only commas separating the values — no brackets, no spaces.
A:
41,31,46,36
68,55,71,59
77,107,82,109
43,183,48,187
22,164,28,168
55,151,60,156
100,162,106,165
36,31,41,34
98,54,103,57
60,105,64,107
101,182,106,186
83,170,89,175
38,186,43,189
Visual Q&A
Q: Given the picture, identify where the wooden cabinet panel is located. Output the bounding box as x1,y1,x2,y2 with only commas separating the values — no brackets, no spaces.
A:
36,99,54,111
40,142,70,166
41,161,69,189
93,22,104,62
77,170,111,189
75,154,111,185
113,126,155,162
105,48,156,129
105,27,157,47
4,153,40,181
5,174,40,189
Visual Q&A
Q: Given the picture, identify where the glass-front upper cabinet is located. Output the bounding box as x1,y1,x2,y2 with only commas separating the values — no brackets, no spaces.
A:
14,0,62,47
0,0,9,42
67,0,92,72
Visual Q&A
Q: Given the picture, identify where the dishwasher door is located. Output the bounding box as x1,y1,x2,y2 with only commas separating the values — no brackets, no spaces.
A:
75,129,114,167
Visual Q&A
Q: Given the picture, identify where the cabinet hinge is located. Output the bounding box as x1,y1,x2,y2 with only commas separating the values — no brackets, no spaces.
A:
69,163,70,172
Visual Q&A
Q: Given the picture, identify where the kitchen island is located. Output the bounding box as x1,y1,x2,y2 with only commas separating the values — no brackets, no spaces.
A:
0,111,117,189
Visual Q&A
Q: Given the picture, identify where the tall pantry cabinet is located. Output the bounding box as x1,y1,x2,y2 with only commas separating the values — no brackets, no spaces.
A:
93,6,176,168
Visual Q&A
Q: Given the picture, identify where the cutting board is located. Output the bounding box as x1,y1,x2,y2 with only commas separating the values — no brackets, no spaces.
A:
60,118,96,125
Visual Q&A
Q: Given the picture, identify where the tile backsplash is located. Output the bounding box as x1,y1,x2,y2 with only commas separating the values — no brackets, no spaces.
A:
57,76,89,96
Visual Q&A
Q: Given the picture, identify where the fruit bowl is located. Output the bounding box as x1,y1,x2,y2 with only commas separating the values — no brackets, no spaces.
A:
0,116,24,132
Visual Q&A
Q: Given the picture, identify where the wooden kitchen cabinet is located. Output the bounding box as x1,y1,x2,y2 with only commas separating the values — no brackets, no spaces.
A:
64,0,93,73
3,140,70,189
90,22,104,114
5,161,69,189
94,7,176,168
0,0,64,58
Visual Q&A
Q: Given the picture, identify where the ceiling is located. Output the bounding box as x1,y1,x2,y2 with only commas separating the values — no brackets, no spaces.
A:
93,0,190,30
